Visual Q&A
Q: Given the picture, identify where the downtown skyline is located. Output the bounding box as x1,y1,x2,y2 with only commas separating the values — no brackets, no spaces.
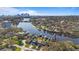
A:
0,7,79,16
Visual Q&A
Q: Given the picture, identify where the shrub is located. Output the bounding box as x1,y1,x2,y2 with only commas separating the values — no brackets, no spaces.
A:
15,47,21,51
25,44,30,48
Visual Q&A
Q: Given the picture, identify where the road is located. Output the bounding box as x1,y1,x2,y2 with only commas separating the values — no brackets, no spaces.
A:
13,40,36,51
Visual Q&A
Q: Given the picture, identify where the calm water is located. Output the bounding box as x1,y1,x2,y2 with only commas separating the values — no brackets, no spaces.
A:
2,21,12,28
3,18,79,44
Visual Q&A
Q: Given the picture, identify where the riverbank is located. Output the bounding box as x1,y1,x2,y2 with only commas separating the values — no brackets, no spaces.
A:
31,17,79,38
0,27,79,51
0,17,79,51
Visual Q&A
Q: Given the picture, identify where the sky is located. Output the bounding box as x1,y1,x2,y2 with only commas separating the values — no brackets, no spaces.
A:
0,7,79,16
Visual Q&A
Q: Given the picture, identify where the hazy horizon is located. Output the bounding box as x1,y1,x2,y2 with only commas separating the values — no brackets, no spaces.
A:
0,7,79,16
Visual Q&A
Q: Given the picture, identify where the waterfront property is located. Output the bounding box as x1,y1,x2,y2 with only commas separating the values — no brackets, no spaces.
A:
0,15,79,51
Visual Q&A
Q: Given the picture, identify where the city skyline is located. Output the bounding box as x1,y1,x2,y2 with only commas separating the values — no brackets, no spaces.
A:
0,7,79,16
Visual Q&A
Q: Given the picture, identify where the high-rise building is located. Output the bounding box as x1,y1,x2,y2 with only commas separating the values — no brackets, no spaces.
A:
21,13,29,17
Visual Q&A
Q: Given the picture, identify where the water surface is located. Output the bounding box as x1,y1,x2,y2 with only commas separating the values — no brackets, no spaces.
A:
4,18,79,44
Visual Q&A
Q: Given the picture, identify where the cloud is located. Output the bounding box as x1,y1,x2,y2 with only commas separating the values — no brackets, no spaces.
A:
19,10,43,16
0,7,20,15
0,7,44,16
0,7,54,16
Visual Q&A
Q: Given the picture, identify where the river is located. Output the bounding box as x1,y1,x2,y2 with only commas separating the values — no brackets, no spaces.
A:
3,18,79,44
